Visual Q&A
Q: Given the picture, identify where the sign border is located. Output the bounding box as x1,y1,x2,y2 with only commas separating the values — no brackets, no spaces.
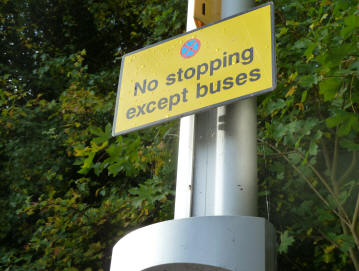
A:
113,2,276,136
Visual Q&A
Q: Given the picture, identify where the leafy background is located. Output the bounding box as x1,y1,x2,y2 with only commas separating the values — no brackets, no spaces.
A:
0,0,358,270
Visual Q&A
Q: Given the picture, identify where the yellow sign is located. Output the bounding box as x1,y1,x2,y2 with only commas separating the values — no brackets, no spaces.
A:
113,2,276,136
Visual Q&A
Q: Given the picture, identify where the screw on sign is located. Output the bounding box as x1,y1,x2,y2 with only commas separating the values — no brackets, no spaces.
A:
180,38,201,58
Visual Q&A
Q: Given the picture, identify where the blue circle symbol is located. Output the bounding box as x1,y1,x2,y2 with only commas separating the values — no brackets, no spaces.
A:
180,38,201,58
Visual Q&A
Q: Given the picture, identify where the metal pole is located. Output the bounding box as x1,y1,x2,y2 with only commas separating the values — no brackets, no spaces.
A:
214,100,257,216
214,0,257,217
175,0,257,219
216,0,257,217
174,0,196,219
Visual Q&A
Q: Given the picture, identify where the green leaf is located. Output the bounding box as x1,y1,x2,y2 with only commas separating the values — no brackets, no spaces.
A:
336,234,355,254
338,114,359,136
340,15,359,38
293,39,311,50
304,42,317,60
298,74,317,88
288,153,301,165
90,123,112,144
301,90,308,102
326,114,342,128
327,112,359,136
339,138,359,151
349,60,359,71
308,140,318,156
278,231,295,254
319,78,342,102
108,162,124,177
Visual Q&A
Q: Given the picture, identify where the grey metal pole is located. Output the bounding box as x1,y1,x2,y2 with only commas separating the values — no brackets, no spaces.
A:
175,0,257,218
214,0,257,217
214,100,257,216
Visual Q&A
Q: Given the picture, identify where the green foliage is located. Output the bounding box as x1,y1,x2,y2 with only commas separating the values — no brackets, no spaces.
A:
0,0,185,270
1,0,359,270
258,0,359,269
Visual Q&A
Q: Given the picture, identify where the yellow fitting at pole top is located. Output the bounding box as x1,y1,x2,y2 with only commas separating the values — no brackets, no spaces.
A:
194,0,222,27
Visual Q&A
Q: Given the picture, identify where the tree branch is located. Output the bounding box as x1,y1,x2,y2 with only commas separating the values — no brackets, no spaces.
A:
350,75,357,113
258,139,351,228
350,192,359,256
258,151,297,157
350,225,359,254
340,218,359,271
321,141,331,172
353,193,359,230
339,151,357,184
296,151,351,225
316,227,340,249
331,133,339,183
